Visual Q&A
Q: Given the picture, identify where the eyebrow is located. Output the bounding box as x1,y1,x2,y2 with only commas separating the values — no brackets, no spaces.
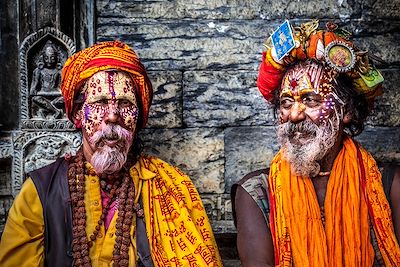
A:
300,91,321,98
280,88,320,98
280,91,293,98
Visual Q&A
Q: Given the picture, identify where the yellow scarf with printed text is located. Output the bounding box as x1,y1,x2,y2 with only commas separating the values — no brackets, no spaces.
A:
268,136,400,266
135,155,222,267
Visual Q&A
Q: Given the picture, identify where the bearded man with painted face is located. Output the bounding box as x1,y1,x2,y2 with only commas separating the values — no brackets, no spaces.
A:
0,41,222,267
232,20,400,266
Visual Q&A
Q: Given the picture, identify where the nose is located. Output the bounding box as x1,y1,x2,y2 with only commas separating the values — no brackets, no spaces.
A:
105,105,120,123
289,102,306,123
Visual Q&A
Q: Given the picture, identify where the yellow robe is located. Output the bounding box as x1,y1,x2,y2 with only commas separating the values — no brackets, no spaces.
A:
0,155,222,267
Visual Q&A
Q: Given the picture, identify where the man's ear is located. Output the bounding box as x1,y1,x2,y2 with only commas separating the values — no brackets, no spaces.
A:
72,108,83,129
343,111,352,124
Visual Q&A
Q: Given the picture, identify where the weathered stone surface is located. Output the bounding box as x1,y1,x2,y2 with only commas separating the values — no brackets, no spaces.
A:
224,126,280,192
201,193,234,233
367,69,400,127
0,0,19,130
97,0,362,20
0,197,14,233
96,19,269,70
347,19,400,35
97,18,399,72
0,159,12,196
363,0,400,20
141,128,225,193
216,233,240,267
355,35,400,65
355,126,400,163
222,259,241,267
183,70,274,127
146,71,183,128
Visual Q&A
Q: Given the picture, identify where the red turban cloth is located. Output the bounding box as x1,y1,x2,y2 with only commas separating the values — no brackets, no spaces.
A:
61,40,153,129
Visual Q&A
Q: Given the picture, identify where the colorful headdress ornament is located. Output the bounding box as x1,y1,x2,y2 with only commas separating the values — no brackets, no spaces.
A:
257,20,384,106
61,40,153,129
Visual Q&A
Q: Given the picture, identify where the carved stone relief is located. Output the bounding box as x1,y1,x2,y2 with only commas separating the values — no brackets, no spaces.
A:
20,27,76,130
12,131,82,196
200,194,235,233
0,138,15,233
0,138,12,197
30,40,64,119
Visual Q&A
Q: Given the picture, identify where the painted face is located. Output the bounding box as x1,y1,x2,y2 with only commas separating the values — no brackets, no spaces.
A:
79,70,139,139
277,62,344,177
279,61,340,124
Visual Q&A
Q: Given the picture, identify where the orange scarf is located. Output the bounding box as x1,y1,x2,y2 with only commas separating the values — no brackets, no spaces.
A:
268,136,400,266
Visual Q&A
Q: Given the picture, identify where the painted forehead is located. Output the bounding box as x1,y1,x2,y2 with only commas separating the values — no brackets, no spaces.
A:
280,61,336,98
83,70,137,102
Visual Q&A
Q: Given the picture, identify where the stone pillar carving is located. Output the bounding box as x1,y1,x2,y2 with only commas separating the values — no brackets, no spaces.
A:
20,27,76,129
10,27,82,196
0,0,95,235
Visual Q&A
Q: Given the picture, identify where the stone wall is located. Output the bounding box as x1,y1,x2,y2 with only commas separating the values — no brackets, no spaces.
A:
0,0,399,265
96,0,400,219
94,1,400,264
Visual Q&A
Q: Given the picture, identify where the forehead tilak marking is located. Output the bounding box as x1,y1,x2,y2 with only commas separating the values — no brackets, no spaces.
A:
107,71,116,100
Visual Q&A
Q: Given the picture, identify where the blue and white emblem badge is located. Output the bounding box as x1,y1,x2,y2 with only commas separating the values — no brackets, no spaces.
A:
271,20,296,61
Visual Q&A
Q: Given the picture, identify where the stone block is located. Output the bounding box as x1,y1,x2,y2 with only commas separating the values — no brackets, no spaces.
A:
355,126,400,163
347,19,400,35
224,126,280,192
0,196,14,234
200,193,235,233
146,71,183,128
355,35,400,65
183,70,274,127
97,0,362,20
367,69,400,127
363,0,400,20
96,18,400,73
141,128,225,193
96,19,267,70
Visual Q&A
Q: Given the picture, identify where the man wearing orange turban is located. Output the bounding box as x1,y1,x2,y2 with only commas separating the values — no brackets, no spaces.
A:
232,20,400,266
0,41,222,267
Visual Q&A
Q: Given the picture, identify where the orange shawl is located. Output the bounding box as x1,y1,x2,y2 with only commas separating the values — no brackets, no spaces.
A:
268,136,400,266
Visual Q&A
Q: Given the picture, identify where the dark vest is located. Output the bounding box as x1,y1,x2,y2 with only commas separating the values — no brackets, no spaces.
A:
30,158,73,267
29,158,153,267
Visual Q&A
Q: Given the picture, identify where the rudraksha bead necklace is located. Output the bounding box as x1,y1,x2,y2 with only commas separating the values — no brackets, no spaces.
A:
68,149,143,267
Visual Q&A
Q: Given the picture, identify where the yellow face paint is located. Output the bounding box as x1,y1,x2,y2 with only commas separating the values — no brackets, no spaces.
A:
279,61,341,122
80,70,139,137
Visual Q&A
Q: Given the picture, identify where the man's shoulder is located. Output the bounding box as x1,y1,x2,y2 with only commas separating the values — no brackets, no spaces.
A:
28,157,69,195
232,168,270,197
237,168,270,187
28,157,67,178
231,168,271,226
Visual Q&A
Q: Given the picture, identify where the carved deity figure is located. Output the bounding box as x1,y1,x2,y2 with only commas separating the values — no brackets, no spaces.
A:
30,40,64,119
24,137,67,172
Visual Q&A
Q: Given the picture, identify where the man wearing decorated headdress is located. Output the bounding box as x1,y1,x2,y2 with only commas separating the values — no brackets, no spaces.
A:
232,20,400,266
0,41,222,267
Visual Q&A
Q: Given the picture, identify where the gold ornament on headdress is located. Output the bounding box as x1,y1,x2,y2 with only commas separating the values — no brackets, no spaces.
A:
258,19,384,108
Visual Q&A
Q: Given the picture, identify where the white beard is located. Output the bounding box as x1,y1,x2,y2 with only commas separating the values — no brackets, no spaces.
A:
277,109,342,177
89,124,133,174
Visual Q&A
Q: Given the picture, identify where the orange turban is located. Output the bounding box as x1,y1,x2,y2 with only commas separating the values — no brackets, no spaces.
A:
258,20,383,107
60,40,153,129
